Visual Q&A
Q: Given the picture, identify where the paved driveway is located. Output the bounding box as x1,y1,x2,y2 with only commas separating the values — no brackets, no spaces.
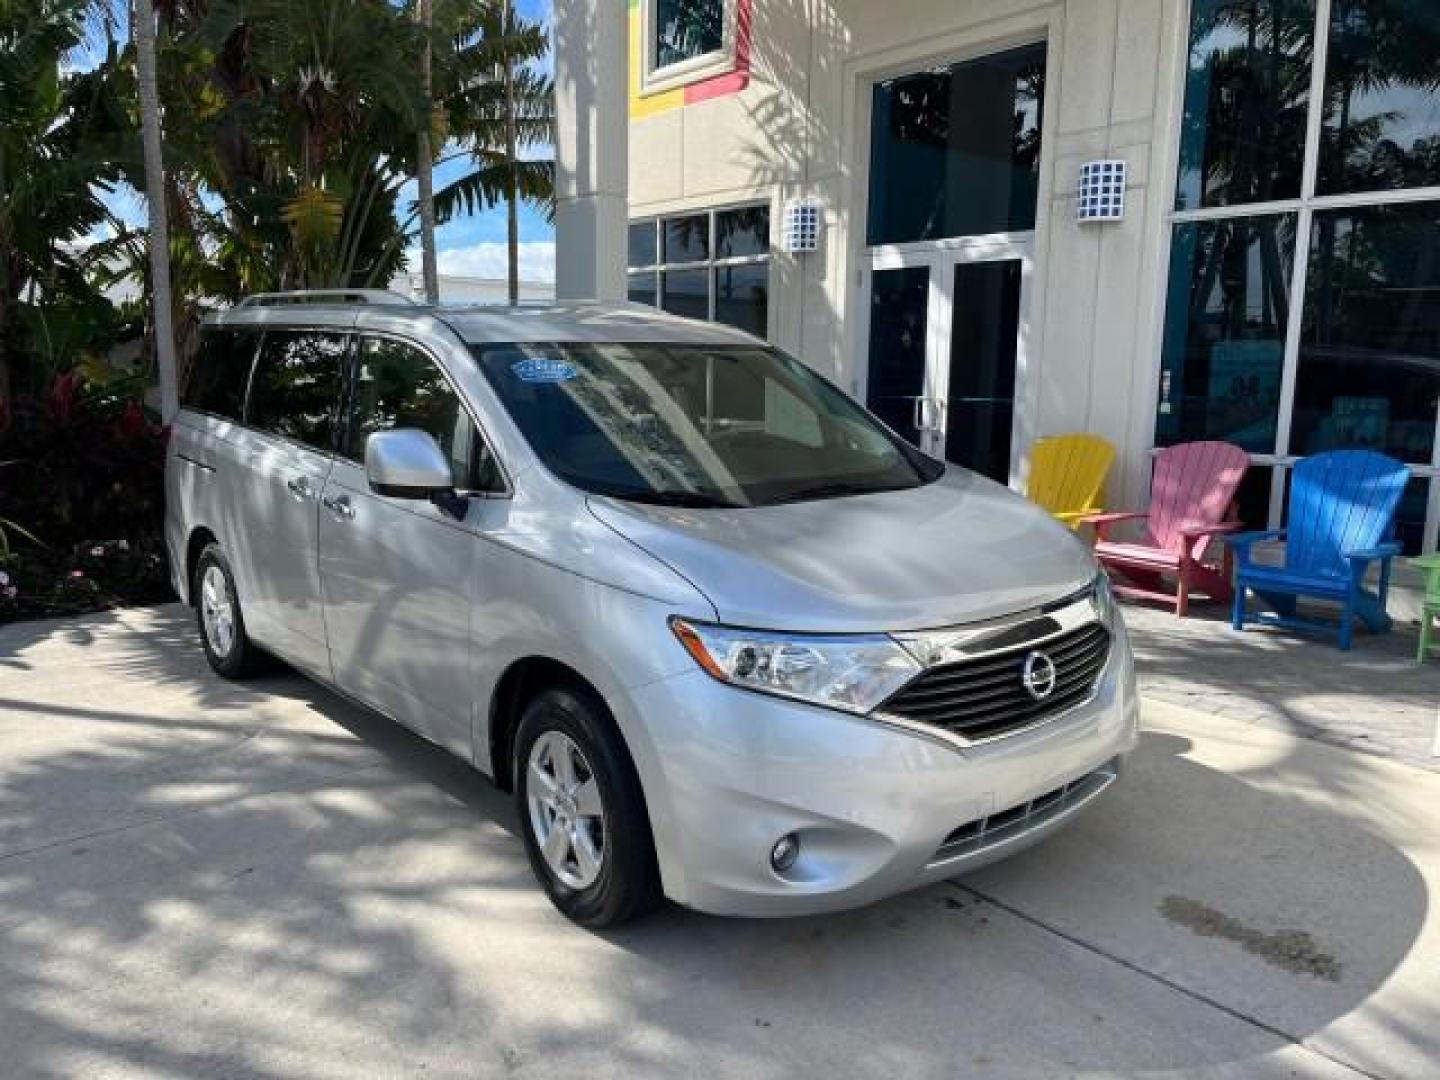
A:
1,606,1437,1079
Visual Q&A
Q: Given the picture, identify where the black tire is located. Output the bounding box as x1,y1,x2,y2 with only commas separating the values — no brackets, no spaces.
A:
193,543,266,679
514,684,662,928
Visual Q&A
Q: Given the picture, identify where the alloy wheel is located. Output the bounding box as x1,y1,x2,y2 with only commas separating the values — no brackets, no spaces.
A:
526,730,607,890
199,564,236,659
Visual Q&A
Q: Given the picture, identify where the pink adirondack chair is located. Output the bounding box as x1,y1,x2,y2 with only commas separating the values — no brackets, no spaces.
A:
1081,441,1250,617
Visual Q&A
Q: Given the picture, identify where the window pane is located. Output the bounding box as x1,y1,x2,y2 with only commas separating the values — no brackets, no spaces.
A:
663,214,710,263
1394,477,1430,556
628,271,658,307
628,221,657,268
345,338,497,491
1175,0,1314,210
714,263,768,337
661,267,709,320
247,331,345,450
867,43,1046,245
1319,1,1440,195
716,206,769,258
1292,203,1440,463
184,329,259,420
1156,215,1296,452
655,0,724,70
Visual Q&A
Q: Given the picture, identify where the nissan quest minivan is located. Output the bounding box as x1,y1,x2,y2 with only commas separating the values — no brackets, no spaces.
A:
166,292,1138,927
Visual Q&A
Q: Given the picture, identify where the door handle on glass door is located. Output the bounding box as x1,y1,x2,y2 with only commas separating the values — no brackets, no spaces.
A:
322,493,355,520
286,476,313,499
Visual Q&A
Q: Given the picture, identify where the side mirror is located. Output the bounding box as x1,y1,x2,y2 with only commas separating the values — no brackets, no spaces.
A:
365,429,454,499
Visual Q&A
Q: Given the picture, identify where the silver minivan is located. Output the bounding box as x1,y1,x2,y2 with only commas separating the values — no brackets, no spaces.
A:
166,292,1138,927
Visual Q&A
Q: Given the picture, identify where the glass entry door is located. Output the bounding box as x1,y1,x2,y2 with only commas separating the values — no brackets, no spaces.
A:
864,240,1031,485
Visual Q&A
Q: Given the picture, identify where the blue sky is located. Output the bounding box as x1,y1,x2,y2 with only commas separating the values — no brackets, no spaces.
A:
88,0,557,283
422,0,555,282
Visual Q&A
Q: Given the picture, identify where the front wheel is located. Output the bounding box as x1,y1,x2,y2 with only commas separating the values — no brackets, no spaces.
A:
514,686,661,928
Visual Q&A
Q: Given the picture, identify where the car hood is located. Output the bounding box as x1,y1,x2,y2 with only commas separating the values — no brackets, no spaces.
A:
586,469,1097,633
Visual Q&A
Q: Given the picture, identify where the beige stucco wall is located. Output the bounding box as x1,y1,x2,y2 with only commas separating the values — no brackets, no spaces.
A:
628,0,1185,509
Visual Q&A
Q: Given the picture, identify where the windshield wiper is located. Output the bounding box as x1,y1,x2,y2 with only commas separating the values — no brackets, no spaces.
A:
608,490,747,509
774,481,911,504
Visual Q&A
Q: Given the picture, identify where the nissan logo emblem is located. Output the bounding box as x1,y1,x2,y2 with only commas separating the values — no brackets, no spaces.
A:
1021,650,1058,701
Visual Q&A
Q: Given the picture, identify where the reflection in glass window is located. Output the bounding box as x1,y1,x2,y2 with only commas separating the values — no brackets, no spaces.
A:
630,205,770,338
716,207,769,258
1156,215,1296,452
663,214,710,263
184,329,260,421
714,263,768,337
655,0,724,70
628,271,658,308
345,337,499,491
1292,202,1440,464
246,331,346,450
1319,1,1440,194
661,267,709,320
474,341,939,507
628,221,658,268
867,43,1046,245
1175,0,1314,210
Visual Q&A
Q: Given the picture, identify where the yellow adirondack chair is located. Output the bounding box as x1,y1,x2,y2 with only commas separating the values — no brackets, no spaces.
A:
1027,434,1116,529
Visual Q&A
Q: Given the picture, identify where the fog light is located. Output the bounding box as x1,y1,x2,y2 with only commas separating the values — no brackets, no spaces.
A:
770,833,800,873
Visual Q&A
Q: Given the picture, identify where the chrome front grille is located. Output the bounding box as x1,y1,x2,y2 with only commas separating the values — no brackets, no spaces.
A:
880,621,1110,744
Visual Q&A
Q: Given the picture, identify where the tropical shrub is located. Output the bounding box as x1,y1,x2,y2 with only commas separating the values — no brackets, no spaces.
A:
0,372,170,621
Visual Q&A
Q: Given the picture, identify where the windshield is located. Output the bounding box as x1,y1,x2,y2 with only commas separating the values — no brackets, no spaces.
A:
473,341,942,508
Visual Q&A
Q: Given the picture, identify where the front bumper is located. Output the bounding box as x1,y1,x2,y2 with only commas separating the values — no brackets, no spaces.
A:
623,624,1139,917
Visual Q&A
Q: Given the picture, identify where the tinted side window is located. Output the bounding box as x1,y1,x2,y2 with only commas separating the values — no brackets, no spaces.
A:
246,331,346,450
346,337,502,492
183,329,259,420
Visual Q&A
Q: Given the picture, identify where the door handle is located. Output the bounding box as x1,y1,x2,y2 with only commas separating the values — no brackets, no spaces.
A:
912,396,926,431
286,476,314,499
321,493,355,520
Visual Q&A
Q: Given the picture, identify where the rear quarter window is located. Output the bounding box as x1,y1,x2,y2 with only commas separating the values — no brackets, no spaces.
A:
246,330,348,451
182,329,260,421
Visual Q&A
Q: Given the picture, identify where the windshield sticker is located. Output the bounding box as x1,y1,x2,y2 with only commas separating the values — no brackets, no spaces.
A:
512,358,577,383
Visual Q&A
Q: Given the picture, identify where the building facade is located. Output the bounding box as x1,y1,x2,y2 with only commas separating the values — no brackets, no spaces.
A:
619,0,1440,568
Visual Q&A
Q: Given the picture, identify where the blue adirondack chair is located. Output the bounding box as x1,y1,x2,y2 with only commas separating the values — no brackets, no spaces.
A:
1227,450,1410,650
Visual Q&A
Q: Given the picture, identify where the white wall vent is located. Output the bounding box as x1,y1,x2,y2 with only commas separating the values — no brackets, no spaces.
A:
1077,160,1127,223
782,198,824,253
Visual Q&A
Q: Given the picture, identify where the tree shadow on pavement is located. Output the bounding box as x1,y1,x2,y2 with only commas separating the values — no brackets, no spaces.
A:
0,604,1432,1078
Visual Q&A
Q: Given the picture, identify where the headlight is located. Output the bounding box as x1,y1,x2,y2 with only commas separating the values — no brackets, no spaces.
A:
1092,571,1118,630
669,618,921,714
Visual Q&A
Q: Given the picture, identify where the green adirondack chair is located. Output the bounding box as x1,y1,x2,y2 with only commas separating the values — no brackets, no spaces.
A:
1414,553,1440,663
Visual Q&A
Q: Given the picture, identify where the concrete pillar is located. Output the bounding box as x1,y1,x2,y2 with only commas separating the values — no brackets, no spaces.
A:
553,0,629,302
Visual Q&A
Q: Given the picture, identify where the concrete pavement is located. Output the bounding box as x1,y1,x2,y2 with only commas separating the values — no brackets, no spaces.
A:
1,605,1437,1079
1125,602,1440,772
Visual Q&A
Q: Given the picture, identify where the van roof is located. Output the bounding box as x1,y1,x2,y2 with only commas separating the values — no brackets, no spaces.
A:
209,300,764,348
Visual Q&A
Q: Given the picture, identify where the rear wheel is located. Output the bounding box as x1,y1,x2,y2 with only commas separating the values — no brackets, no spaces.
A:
514,685,661,928
194,544,266,679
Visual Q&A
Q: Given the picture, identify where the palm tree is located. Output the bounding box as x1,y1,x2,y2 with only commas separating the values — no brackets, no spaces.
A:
155,0,428,294
133,0,178,421
437,0,554,304
415,0,440,303
0,0,131,397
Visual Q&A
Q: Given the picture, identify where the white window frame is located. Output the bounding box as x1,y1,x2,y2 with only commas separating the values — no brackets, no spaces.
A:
1155,0,1440,553
640,0,739,96
627,202,773,337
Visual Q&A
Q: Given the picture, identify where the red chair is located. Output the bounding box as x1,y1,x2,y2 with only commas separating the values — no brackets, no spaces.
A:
1082,441,1249,617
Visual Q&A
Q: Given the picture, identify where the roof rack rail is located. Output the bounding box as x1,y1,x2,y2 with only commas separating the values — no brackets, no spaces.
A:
237,289,417,308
